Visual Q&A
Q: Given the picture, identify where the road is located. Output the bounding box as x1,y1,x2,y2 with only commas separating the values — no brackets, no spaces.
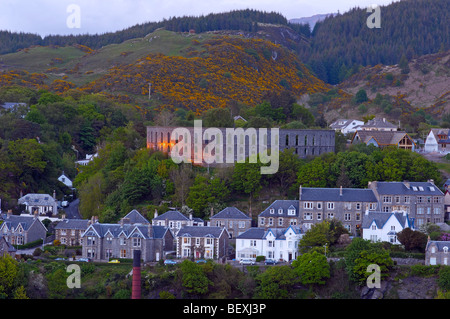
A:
63,198,81,219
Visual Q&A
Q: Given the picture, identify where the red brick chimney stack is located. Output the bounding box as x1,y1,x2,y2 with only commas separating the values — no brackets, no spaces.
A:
132,250,141,299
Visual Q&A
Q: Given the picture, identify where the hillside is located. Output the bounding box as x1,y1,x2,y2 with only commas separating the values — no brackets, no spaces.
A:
308,50,450,129
0,29,328,114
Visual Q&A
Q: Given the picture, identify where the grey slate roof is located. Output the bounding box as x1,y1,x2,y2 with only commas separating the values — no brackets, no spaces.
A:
123,209,150,224
83,223,168,239
360,118,397,130
0,214,47,231
18,193,57,206
153,210,189,221
259,200,299,217
211,207,251,220
300,187,378,202
55,219,89,230
1,102,27,110
373,181,444,196
237,226,302,240
426,240,450,252
353,130,411,146
361,212,410,229
177,226,225,238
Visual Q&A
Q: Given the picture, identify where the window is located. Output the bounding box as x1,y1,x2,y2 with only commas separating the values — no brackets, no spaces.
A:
434,197,442,203
344,213,351,221
344,203,352,210
239,221,246,228
206,238,213,245
132,238,141,247
356,213,361,221
356,203,361,210
229,221,233,228
278,208,283,215
290,219,297,226
269,208,275,214
87,236,96,246
106,249,112,259
304,212,313,221
120,249,127,258
383,196,392,203
260,218,265,225
303,202,313,209
372,225,376,230
370,235,377,242
183,237,190,244
327,212,334,219
278,218,283,226
327,202,335,210
391,226,395,231
395,196,400,203
417,207,424,215
383,206,390,213
417,196,423,203
444,247,449,253
269,218,273,226
317,212,322,220
317,202,322,209
268,241,274,248
434,208,441,215
250,240,257,247
196,238,200,245
288,208,296,216
369,203,377,210
120,237,126,245
404,196,410,203
183,249,190,257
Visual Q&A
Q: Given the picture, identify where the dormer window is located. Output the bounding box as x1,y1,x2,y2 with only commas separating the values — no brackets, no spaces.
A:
288,208,296,216
278,208,283,215
269,208,275,214
444,247,449,253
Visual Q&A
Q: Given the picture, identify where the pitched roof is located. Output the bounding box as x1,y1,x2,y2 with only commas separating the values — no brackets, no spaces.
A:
300,187,377,202
373,181,444,196
55,219,89,230
258,200,299,217
83,223,169,239
426,240,450,252
362,212,410,229
237,226,302,240
211,207,251,220
153,210,189,221
0,214,46,232
123,209,150,224
360,118,397,129
353,130,412,146
18,194,57,206
177,226,226,238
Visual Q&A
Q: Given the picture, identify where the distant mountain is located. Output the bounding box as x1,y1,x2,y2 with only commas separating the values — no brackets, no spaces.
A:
289,13,335,29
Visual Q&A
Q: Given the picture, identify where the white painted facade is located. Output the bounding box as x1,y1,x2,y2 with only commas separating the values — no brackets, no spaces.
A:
424,130,438,153
362,212,411,245
236,226,302,262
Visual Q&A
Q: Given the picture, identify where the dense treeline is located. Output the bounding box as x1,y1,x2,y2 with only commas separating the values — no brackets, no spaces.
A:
304,0,450,84
0,10,294,55
0,86,143,210
1,2,448,85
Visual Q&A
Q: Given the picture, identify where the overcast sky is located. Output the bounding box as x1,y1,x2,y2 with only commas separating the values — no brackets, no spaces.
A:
0,0,400,37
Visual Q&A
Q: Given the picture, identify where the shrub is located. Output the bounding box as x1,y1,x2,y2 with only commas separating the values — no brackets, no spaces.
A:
256,256,265,262
438,267,450,291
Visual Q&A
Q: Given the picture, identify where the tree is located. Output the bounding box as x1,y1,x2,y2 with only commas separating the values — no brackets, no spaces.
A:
202,108,234,127
292,251,330,285
296,157,329,188
255,265,299,299
178,260,211,296
231,161,263,217
352,249,394,285
0,254,19,298
399,53,410,74
354,89,368,104
397,228,428,252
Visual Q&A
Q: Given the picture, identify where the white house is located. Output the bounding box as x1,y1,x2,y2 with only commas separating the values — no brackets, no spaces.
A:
424,129,450,153
18,193,58,216
57,172,73,188
362,211,412,244
330,119,364,134
236,226,303,262
75,153,98,166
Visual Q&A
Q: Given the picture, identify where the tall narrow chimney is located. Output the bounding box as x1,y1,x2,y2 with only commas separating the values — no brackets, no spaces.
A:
340,186,343,196
132,250,141,300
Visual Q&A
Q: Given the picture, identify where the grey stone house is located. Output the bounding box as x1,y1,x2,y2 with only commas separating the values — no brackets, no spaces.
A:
368,181,445,228
176,226,229,260
0,212,48,245
81,211,173,262
55,218,89,246
210,207,252,239
258,200,300,229
298,186,379,235
0,236,16,258
425,239,450,265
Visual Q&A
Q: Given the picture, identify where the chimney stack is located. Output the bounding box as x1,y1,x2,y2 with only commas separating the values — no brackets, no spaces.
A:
154,209,158,219
299,185,302,198
132,250,141,300
7,209,12,219
340,186,343,196
53,190,56,200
